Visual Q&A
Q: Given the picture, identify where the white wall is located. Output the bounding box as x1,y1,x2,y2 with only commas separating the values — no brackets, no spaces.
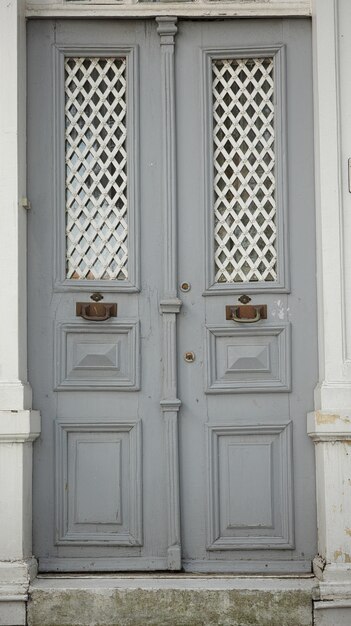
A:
0,2,40,625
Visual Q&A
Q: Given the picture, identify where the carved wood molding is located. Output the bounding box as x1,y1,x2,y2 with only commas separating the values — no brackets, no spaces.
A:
26,1,312,19
156,16,182,571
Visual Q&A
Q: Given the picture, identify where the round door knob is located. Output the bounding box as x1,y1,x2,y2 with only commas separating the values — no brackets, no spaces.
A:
184,351,195,363
180,282,191,292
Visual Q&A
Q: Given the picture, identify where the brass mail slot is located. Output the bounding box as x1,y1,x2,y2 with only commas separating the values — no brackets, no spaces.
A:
226,304,267,323
76,302,117,322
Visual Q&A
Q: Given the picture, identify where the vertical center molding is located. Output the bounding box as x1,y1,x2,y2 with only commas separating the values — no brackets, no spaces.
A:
156,16,182,571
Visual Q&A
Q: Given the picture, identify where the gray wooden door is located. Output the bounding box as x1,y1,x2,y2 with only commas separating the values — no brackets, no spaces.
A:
28,17,317,573
176,19,317,573
28,19,167,572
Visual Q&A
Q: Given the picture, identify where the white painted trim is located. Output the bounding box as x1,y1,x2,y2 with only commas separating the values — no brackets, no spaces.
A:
311,0,345,407
0,383,33,412
26,1,311,19
0,0,32,408
0,9,40,621
0,411,40,443
319,580,351,599
308,412,351,583
307,0,351,598
336,2,351,376
0,560,37,594
314,599,351,610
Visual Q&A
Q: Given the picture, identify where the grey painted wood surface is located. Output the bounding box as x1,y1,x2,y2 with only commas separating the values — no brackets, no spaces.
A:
27,17,317,572
176,18,316,571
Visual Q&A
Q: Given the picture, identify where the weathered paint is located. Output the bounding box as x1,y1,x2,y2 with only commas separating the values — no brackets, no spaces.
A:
25,0,312,18
315,412,344,425
333,550,351,563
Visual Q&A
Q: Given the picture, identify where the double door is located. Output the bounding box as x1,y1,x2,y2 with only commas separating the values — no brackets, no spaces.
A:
28,17,317,572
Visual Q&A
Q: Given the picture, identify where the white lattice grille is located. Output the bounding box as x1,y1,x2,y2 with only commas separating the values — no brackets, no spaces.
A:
65,57,128,280
212,57,277,284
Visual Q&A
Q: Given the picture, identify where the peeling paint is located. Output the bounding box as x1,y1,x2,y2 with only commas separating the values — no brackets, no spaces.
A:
272,299,286,321
315,411,347,425
333,549,351,563
332,503,343,513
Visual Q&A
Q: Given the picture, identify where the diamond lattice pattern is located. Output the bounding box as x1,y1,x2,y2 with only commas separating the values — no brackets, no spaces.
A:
65,57,128,280
213,57,277,284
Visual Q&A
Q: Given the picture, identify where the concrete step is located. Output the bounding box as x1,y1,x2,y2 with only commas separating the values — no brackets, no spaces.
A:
28,575,317,626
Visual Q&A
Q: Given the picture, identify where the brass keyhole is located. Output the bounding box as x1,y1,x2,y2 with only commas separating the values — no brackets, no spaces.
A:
184,351,195,363
90,292,104,302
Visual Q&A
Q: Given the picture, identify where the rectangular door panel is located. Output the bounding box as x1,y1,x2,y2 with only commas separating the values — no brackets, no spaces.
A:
55,418,142,546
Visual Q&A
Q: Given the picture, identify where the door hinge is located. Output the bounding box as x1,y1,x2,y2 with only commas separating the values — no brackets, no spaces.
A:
20,197,31,210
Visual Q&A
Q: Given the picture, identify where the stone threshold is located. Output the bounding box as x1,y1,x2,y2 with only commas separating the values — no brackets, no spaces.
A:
28,575,318,626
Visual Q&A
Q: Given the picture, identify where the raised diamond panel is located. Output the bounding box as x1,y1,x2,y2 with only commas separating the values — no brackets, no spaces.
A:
65,57,128,280
55,321,140,390
212,57,277,284
74,343,120,369
206,325,291,392
226,344,270,373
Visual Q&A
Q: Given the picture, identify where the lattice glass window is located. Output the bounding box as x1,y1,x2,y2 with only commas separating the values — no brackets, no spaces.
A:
65,57,128,280
212,57,277,284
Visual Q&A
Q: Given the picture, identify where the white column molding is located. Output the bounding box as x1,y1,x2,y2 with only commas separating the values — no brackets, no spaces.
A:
0,409,41,626
308,412,351,575
310,0,351,620
311,0,344,411
0,0,32,412
0,1,40,624
308,411,351,622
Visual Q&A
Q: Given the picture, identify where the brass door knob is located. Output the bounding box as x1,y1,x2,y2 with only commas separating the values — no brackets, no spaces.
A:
184,351,195,363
